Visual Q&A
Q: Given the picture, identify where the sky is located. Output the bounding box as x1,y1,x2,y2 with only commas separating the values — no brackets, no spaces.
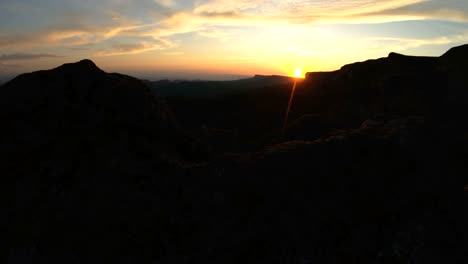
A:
1,0,468,80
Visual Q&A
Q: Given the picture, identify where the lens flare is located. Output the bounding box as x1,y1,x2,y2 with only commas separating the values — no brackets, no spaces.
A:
282,78,298,135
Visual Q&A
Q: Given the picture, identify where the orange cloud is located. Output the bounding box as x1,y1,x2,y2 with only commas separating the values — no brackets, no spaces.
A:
95,38,175,56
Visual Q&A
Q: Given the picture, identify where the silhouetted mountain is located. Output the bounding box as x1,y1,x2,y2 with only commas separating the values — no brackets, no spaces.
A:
2,46,467,263
0,59,202,166
1,60,206,262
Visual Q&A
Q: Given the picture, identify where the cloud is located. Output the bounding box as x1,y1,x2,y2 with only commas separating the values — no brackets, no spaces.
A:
365,3,468,22
0,29,100,49
0,62,22,68
154,0,176,8
198,29,236,41
196,11,242,18
164,51,185,56
0,53,61,61
96,38,175,56
1,0,467,60
0,34,45,49
148,0,443,39
0,62,23,76
0,24,160,51
193,0,264,15
365,32,468,52
190,0,432,23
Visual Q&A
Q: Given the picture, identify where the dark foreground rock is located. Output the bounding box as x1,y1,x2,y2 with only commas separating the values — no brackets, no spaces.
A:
180,115,464,263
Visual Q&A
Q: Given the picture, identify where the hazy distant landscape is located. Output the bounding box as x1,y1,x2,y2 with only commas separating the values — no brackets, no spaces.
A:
148,74,294,97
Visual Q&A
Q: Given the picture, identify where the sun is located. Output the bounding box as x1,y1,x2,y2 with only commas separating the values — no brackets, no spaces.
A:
293,69,302,78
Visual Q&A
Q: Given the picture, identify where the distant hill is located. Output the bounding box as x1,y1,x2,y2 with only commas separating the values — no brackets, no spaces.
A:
148,74,295,97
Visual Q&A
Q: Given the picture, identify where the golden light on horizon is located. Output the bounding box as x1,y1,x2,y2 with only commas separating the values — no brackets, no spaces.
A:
294,69,303,78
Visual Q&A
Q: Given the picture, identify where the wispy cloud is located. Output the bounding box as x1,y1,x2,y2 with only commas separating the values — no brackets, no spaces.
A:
190,0,432,24
366,3,468,22
0,62,22,68
0,0,467,69
198,29,236,41
0,53,61,61
196,11,243,18
3,0,457,51
0,34,45,49
145,0,449,41
95,38,175,56
0,29,102,49
364,32,468,52
193,0,263,15
154,0,176,8
0,62,22,76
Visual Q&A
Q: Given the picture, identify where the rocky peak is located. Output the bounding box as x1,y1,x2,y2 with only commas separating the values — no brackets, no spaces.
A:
49,59,104,76
441,43,468,58
388,51,404,58
440,44,468,71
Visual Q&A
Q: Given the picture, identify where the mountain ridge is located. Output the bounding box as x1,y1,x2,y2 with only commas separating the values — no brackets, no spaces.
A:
304,45,468,80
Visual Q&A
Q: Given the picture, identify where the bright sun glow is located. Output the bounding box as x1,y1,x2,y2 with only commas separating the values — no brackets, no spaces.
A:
294,69,302,78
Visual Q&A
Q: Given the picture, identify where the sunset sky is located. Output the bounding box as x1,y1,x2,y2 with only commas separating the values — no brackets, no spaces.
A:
1,0,468,80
